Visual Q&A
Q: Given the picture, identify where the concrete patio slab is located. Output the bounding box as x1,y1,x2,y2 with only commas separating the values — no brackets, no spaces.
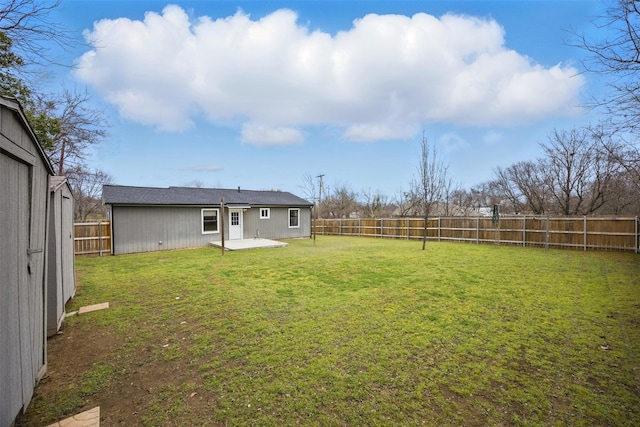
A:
47,406,100,427
210,238,288,251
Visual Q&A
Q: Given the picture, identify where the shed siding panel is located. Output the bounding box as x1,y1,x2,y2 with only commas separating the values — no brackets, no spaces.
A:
47,190,63,334
47,186,76,336
23,126,49,408
112,206,219,254
0,153,28,426
1,107,25,150
61,194,75,302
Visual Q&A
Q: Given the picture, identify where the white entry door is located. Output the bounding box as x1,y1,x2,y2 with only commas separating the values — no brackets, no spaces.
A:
229,209,243,240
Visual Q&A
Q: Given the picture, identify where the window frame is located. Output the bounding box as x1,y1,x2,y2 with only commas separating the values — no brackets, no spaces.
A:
288,208,300,228
260,208,270,219
201,208,220,234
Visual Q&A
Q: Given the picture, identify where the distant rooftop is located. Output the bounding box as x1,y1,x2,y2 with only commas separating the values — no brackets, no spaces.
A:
102,185,313,207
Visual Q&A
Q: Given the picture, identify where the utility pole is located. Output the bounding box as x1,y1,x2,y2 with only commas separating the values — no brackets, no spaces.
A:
220,197,225,256
315,174,324,245
316,174,325,209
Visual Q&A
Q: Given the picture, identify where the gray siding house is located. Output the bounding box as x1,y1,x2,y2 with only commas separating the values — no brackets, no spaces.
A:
0,96,53,426
103,185,313,255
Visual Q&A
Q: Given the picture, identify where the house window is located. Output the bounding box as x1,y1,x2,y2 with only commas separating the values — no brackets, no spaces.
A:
260,208,270,219
202,209,219,234
288,208,300,228
231,211,240,226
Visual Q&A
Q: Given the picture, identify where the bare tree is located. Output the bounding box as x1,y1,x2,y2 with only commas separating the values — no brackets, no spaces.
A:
34,88,108,175
323,183,359,219
440,176,460,216
598,169,640,213
300,173,318,206
494,160,551,214
360,188,387,218
575,0,640,136
542,127,619,215
0,0,72,68
599,130,640,192
455,182,503,215
492,167,526,214
66,167,114,221
476,124,636,216
412,135,449,250
390,188,420,217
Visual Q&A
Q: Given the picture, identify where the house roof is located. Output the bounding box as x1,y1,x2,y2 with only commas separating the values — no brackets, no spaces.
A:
102,185,313,207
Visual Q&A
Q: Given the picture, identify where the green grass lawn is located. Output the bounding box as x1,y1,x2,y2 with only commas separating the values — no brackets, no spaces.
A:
26,237,640,426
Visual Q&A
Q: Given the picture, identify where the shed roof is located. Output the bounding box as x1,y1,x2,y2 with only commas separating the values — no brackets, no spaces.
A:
0,95,55,175
50,176,70,192
103,185,313,207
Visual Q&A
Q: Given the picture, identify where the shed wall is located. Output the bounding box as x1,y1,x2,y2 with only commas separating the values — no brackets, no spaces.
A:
47,184,76,336
0,103,50,426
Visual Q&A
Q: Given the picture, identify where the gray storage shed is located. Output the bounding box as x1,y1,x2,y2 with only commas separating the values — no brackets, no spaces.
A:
0,96,53,426
103,185,313,254
47,176,76,336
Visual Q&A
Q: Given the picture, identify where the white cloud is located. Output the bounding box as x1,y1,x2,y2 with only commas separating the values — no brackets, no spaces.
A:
343,122,418,142
241,123,304,146
75,6,584,145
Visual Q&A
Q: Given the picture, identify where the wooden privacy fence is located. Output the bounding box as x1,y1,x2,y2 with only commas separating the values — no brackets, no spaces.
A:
313,216,640,253
75,217,639,255
74,221,111,256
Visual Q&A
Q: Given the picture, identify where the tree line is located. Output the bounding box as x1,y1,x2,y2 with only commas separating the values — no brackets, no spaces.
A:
306,123,639,220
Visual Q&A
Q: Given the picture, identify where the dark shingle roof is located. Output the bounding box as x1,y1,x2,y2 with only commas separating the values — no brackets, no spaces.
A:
102,185,313,207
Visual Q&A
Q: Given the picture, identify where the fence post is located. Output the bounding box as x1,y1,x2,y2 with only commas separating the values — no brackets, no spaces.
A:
584,216,587,252
437,217,441,242
476,217,479,245
545,214,550,251
522,215,526,247
98,222,103,256
635,217,640,253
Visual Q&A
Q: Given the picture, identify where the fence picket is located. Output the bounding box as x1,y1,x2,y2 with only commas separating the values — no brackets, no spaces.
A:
74,221,111,256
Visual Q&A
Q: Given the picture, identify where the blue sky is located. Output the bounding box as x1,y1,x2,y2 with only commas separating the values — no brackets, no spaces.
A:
48,0,605,198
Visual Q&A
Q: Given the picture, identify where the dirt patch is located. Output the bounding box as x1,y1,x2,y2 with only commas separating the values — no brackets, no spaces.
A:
15,317,220,426
15,320,122,426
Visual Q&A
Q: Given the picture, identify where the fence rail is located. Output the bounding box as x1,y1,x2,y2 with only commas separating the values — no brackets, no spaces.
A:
313,216,640,253
74,221,111,256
